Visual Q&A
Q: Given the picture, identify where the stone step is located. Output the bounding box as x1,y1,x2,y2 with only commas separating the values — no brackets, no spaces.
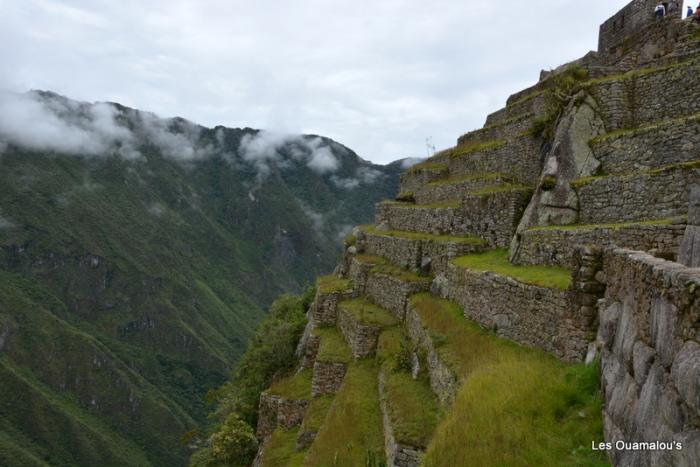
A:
413,173,515,205
437,250,592,362
456,111,535,147
572,161,699,225
375,187,532,248
513,220,687,268
358,226,485,277
590,112,700,176
447,134,543,186
399,161,449,195
311,327,351,397
585,56,700,131
310,275,356,326
376,328,441,467
485,89,547,127
257,369,312,438
337,298,398,359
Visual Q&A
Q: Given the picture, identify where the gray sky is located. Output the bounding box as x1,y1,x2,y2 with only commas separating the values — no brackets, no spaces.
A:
0,0,691,164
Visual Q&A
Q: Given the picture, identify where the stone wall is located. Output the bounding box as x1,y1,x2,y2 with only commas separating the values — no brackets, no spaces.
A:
311,361,347,396
575,166,696,224
399,164,449,194
413,175,512,205
337,306,382,359
311,288,355,326
365,272,430,321
598,0,659,54
597,249,700,467
363,232,484,277
448,135,543,185
514,224,686,267
375,189,531,248
587,57,700,131
346,257,375,295
457,112,534,146
435,263,591,362
256,393,309,439
405,304,458,406
590,113,700,174
379,371,423,467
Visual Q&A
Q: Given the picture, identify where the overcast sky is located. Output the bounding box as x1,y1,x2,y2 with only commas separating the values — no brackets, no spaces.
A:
0,0,692,164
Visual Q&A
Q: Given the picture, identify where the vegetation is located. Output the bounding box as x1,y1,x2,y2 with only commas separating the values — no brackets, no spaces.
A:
427,172,513,187
447,140,506,158
404,162,447,174
207,414,258,467
298,395,334,435
395,192,416,203
468,184,532,196
540,175,557,191
371,261,433,284
528,218,676,232
529,66,589,141
316,275,352,295
451,249,572,290
361,225,485,246
380,200,460,209
303,361,385,467
409,294,607,467
267,369,313,400
338,299,398,327
193,290,314,466
571,159,700,187
257,429,305,467
377,328,442,448
313,327,352,364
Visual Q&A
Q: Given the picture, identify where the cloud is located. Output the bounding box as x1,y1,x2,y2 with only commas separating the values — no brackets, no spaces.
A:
0,91,212,161
305,138,339,174
330,176,360,190
0,91,135,157
400,157,424,169
238,131,342,178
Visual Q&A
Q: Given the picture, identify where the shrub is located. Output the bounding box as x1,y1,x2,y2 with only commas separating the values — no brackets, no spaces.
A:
540,175,557,191
209,414,258,466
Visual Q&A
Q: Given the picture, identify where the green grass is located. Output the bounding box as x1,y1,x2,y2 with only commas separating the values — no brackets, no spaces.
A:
258,428,305,467
451,249,572,290
316,275,352,295
408,294,607,467
380,200,460,209
338,299,398,327
468,184,532,196
303,360,384,467
361,225,486,246
313,327,352,364
427,172,513,187
405,162,448,174
266,369,313,400
528,218,676,232
448,140,506,158
588,111,700,145
371,261,433,284
377,328,442,448
353,254,389,266
299,395,334,435
571,159,700,187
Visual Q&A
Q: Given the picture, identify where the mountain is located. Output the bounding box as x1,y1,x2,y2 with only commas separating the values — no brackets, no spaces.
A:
0,91,405,466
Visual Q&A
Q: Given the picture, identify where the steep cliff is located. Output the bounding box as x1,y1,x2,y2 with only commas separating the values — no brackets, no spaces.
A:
219,11,700,467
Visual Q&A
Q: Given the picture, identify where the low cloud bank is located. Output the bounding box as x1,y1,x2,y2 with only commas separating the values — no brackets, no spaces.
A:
0,91,209,160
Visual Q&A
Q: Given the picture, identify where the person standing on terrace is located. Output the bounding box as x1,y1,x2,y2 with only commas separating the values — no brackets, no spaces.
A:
655,2,666,19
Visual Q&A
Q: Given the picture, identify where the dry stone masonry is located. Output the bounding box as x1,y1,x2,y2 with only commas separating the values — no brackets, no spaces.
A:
254,5,700,464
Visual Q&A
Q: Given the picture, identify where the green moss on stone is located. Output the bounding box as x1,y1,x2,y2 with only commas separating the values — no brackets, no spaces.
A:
361,225,485,246
338,299,398,327
316,275,352,295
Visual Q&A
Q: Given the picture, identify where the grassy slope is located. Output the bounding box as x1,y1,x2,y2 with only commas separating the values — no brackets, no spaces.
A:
411,294,607,467
303,360,384,466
